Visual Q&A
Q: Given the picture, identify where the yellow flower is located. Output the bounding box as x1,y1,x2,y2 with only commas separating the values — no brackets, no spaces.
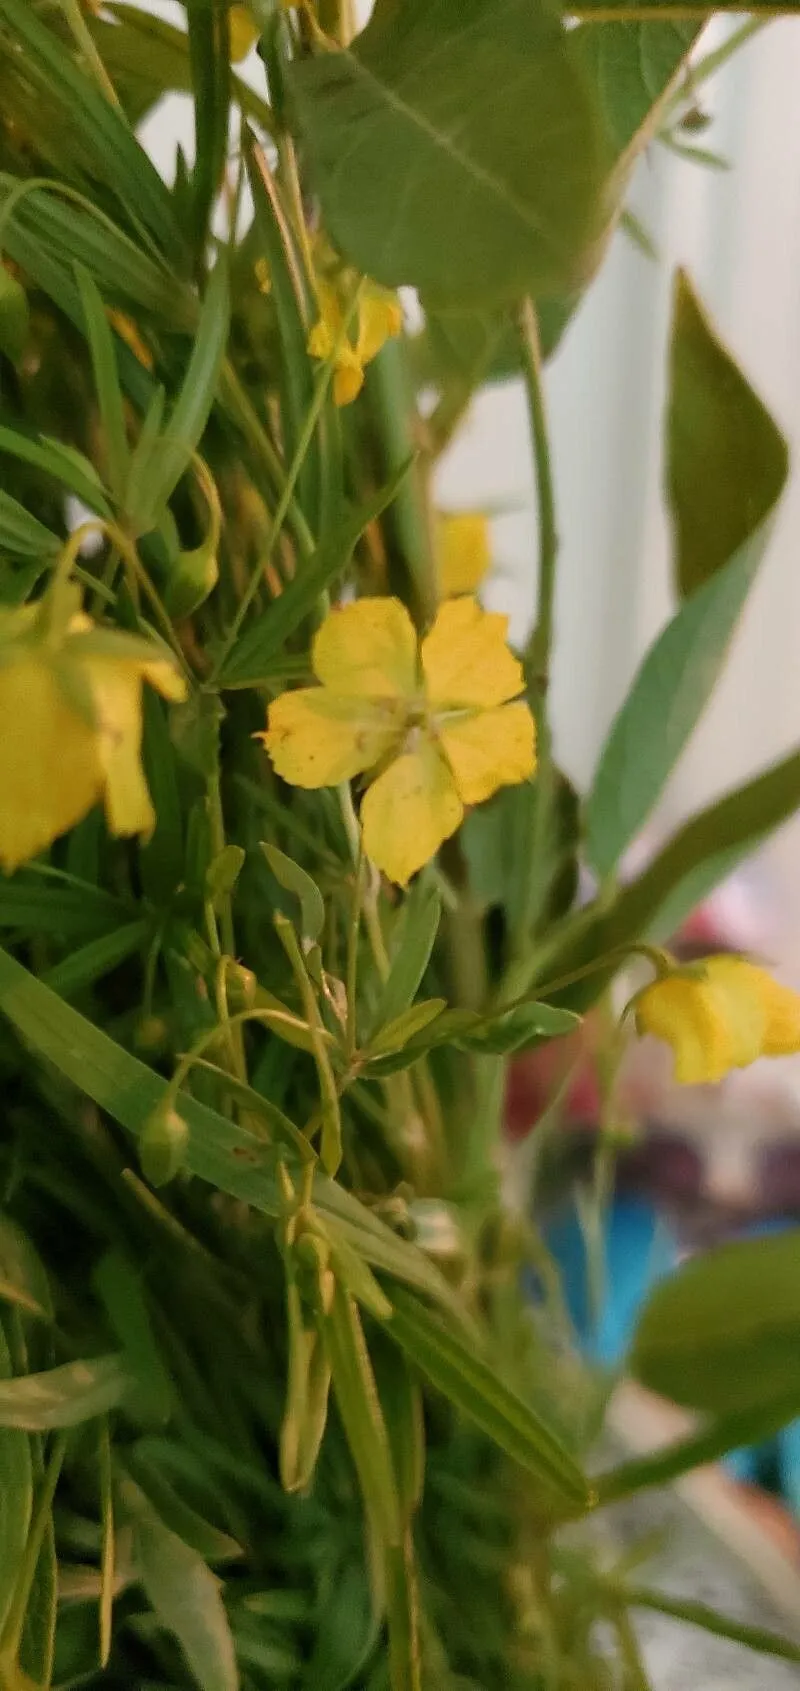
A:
306,279,402,408
437,513,491,598
0,606,186,873
259,595,536,885
229,5,259,61
634,955,800,1085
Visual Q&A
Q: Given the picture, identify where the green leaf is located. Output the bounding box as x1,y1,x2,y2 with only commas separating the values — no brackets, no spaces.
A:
0,1219,52,1324
288,0,606,310
630,1230,800,1414
206,846,247,907
455,999,578,1056
387,1289,588,1510
623,1586,800,1668
92,5,274,134
0,877,129,942
187,0,231,249
0,0,183,263
124,1480,239,1691
132,259,230,531
367,999,447,1060
0,1355,133,1432
0,423,110,518
374,883,441,1034
42,920,150,1000
18,1512,57,1688
576,20,699,165
323,1280,401,1547
667,270,789,597
219,462,412,687
0,1322,33,1637
586,515,786,881
260,844,325,944
0,492,60,560
93,1252,173,1426
596,1390,800,1507
123,1445,242,1565
0,945,465,1321
77,265,129,500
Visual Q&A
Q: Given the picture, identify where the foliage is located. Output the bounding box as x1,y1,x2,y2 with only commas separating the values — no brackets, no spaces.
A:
0,3,798,1689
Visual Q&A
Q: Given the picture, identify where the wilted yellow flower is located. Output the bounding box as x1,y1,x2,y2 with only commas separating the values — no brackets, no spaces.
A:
634,955,800,1085
0,605,186,873
437,513,491,598
307,279,402,407
259,596,535,885
229,5,259,61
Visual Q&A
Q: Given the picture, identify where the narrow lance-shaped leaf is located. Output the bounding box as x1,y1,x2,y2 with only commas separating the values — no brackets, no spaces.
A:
667,269,789,597
288,0,607,310
586,271,789,881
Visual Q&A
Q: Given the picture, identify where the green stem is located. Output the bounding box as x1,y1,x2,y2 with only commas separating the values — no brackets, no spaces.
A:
60,0,121,105
366,337,438,624
594,1392,800,1508
345,847,364,1061
212,282,363,680
275,912,342,1175
621,1586,800,1666
515,296,558,953
218,363,316,558
1,1432,68,1660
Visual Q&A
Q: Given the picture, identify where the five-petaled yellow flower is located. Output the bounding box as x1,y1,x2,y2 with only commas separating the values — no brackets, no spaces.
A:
635,955,800,1085
260,595,536,886
0,603,186,873
307,281,403,407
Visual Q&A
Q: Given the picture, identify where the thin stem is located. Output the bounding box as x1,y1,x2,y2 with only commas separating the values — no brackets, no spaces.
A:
514,297,559,954
211,282,363,679
1,1432,68,1659
60,0,121,105
275,913,342,1175
345,847,364,1061
621,1587,800,1667
594,1391,800,1508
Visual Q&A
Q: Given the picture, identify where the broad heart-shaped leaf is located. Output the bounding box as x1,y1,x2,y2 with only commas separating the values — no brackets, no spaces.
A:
408,18,698,398
630,1229,800,1415
586,512,787,881
668,271,789,597
288,0,607,310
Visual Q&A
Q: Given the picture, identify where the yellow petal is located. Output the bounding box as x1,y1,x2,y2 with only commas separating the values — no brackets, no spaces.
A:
356,285,403,364
704,957,800,1060
422,596,525,708
439,701,536,806
0,654,102,872
333,354,364,407
260,688,404,788
635,975,734,1086
229,5,259,60
140,657,188,704
308,318,334,361
360,733,463,886
437,513,491,598
701,957,769,1069
312,598,418,699
87,660,154,838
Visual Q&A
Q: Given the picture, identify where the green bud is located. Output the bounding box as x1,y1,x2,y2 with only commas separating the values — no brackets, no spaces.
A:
139,1102,189,1188
0,266,29,362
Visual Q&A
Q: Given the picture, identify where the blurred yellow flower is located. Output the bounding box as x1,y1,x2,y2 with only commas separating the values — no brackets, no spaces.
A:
260,596,535,885
437,513,491,597
229,5,259,61
634,955,800,1085
0,606,186,873
307,280,402,407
